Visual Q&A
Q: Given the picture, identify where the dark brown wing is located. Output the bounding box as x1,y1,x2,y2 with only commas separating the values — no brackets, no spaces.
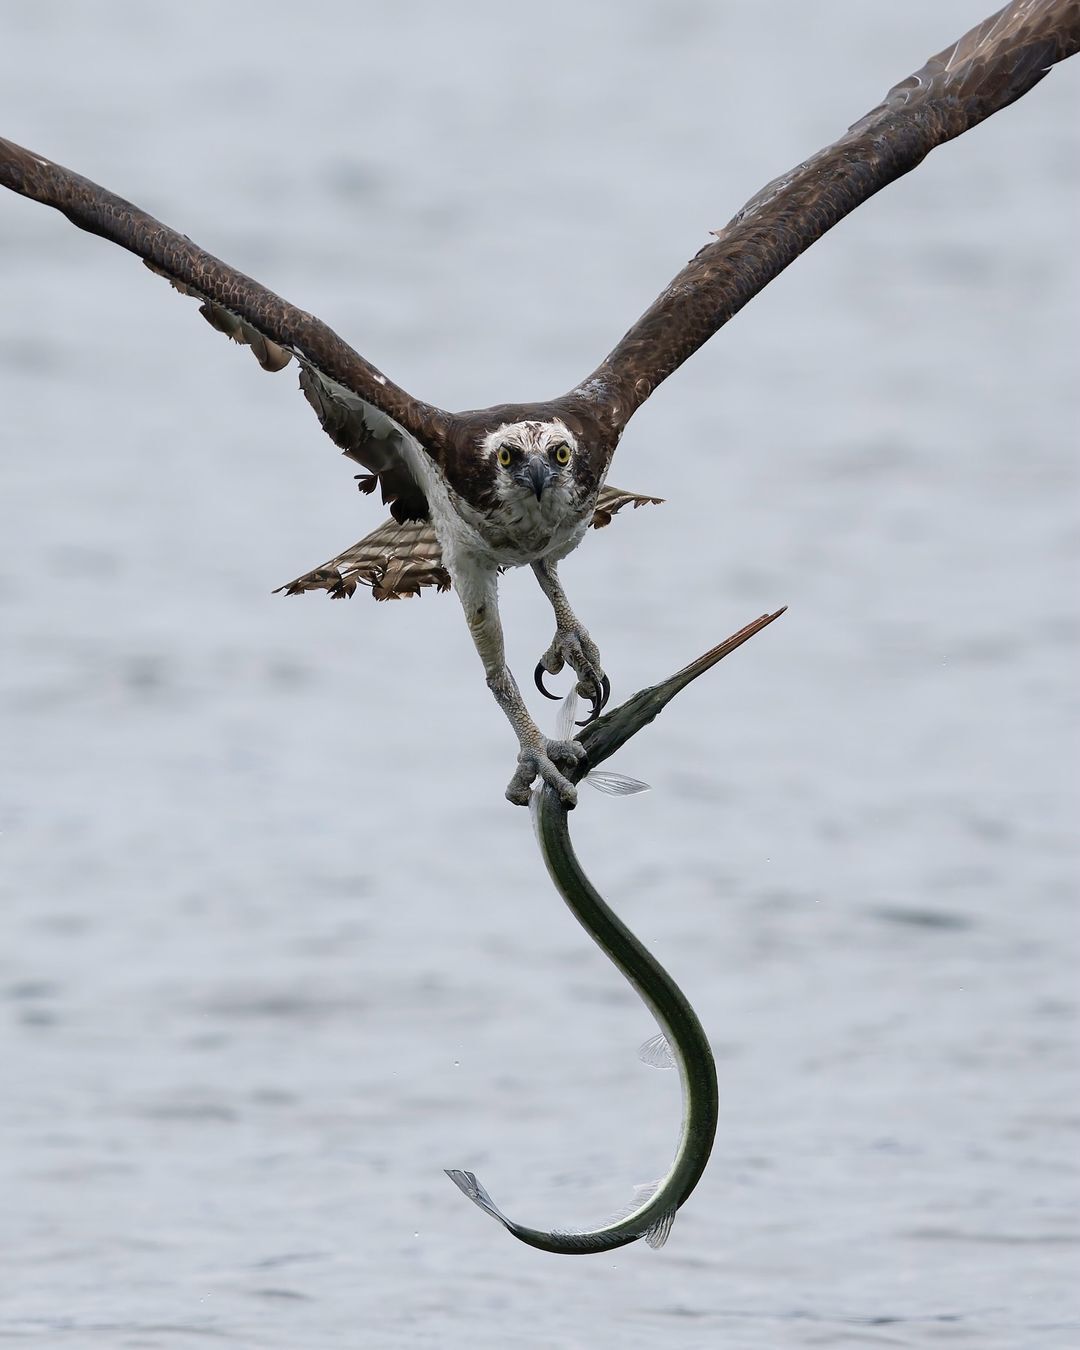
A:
572,0,1080,433
0,136,452,518
296,368,429,522
276,484,663,601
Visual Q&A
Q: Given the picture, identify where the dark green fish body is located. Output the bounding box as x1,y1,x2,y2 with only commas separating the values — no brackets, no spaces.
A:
447,611,783,1253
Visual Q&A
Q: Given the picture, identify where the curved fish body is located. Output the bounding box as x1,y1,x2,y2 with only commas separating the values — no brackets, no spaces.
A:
446,611,783,1253
447,784,718,1253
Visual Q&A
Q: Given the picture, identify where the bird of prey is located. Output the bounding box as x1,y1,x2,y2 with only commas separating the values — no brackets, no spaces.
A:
2,0,1077,806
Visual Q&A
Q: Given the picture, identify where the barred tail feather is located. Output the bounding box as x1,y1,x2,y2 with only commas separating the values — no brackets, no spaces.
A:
273,516,451,601
589,484,663,529
275,484,662,601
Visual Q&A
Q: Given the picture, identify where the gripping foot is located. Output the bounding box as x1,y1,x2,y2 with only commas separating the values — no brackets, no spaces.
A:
534,626,610,724
504,737,584,807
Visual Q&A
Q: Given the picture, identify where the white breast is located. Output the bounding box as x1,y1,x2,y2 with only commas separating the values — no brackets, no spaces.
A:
464,483,590,566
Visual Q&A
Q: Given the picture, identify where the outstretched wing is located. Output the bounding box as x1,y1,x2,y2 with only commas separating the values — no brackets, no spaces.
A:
277,484,663,601
573,0,1080,433
0,136,451,521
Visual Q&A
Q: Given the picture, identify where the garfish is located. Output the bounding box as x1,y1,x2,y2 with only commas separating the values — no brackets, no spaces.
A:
447,609,784,1253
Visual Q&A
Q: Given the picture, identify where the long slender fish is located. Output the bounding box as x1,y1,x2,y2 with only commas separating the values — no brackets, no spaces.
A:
447,610,784,1253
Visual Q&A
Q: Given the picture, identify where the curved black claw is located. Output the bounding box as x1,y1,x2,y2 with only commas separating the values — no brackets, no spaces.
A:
534,662,562,702
575,673,612,727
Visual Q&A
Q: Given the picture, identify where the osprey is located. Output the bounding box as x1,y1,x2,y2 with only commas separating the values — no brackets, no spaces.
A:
1,0,1077,806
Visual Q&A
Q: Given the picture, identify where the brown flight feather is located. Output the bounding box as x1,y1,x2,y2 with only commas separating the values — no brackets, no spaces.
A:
1,0,1077,544
574,0,1080,431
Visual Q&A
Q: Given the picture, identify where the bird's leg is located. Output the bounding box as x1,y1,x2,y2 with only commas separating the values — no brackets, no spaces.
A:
457,566,584,807
531,559,610,723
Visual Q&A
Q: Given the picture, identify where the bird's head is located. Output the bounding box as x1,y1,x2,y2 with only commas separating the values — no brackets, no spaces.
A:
483,420,579,503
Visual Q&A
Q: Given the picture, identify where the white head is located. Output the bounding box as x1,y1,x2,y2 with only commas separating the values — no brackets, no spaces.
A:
481,420,579,503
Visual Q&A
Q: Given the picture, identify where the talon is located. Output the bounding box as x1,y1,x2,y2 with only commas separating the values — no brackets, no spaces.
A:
576,673,611,727
504,739,583,799
534,662,561,702
506,740,580,807
547,738,586,769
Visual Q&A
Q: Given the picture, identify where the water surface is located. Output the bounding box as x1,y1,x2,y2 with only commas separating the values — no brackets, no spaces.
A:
2,3,1077,1346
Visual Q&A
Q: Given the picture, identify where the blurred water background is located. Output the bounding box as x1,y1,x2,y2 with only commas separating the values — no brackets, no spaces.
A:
1,2,1077,1346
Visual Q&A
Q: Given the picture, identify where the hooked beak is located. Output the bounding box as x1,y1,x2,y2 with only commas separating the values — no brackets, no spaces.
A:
525,456,554,500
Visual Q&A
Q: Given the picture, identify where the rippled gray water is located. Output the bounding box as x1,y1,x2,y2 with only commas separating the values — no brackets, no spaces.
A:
2,2,1078,1346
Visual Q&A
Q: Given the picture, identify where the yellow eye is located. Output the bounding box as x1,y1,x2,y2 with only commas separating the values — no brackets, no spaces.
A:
554,443,571,465
497,447,512,467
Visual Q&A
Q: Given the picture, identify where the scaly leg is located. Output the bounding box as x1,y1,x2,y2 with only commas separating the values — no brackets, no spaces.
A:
456,562,584,807
531,559,610,722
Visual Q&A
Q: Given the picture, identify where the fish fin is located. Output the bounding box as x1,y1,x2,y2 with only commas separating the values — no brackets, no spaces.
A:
608,1178,678,1248
444,1170,511,1229
586,771,651,796
644,1207,677,1249
528,782,544,842
556,689,579,741
607,1178,660,1225
637,1031,675,1069
555,692,650,796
